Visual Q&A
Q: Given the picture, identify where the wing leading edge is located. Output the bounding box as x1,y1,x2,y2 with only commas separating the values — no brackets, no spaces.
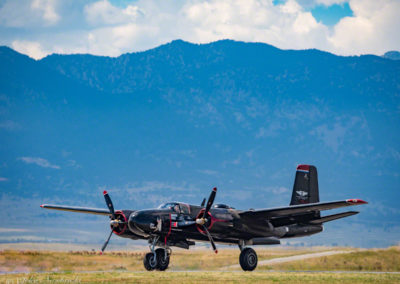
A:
239,199,367,220
40,204,111,215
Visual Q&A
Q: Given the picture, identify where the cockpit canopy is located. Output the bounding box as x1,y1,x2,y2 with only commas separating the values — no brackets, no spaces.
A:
213,203,234,209
158,202,190,214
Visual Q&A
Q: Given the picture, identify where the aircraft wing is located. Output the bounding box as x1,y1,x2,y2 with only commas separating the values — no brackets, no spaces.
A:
239,199,367,220
40,204,111,215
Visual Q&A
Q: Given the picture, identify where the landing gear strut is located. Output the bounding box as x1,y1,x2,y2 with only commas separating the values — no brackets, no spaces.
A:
239,242,258,271
143,237,171,271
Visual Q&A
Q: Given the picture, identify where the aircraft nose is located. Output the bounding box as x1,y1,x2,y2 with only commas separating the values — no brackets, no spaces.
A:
128,210,154,237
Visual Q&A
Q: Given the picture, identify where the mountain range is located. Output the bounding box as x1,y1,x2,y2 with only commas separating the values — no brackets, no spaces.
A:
0,40,399,247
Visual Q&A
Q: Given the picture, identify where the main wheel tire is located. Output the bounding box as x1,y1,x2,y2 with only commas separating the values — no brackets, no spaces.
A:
143,252,158,271
155,248,170,271
239,247,258,271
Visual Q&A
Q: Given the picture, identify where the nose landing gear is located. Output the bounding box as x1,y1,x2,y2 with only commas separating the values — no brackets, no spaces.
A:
143,237,171,271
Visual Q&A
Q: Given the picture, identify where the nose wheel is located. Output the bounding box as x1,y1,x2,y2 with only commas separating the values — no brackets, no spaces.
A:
155,248,170,271
239,247,258,271
143,248,170,271
143,237,171,271
143,252,158,271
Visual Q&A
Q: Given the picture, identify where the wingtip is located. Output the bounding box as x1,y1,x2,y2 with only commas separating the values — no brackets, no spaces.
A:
215,249,218,254
346,199,368,204
40,204,44,208
103,190,108,195
213,187,217,192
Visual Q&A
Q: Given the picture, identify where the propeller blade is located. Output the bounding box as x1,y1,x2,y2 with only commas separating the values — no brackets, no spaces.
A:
203,187,217,218
103,190,115,219
200,198,206,207
100,230,113,254
202,225,218,254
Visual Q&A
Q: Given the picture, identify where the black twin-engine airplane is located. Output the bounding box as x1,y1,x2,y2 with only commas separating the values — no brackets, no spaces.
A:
41,165,367,271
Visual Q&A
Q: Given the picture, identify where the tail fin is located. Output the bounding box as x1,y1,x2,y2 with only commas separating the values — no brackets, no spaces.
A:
290,165,319,205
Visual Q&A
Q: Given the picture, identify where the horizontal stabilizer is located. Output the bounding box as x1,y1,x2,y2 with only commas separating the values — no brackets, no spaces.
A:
240,199,367,220
309,211,359,224
40,204,111,215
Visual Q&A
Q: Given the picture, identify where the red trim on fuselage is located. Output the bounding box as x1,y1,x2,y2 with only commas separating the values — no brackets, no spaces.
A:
165,213,172,245
103,190,108,195
297,164,310,171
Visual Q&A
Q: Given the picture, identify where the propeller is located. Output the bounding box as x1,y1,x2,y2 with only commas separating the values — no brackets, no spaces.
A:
100,230,113,254
196,187,218,254
103,190,115,220
173,187,218,253
196,187,217,225
100,190,125,254
201,225,217,253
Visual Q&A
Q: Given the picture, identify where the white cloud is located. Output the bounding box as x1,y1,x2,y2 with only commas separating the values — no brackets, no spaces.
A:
198,169,219,176
0,177,8,182
31,0,60,25
11,40,48,60
0,0,59,27
112,181,196,194
18,157,60,169
0,227,29,233
268,186,289,194
85,0,142,26
256,121,284,138
0,0,399,58
329,0,400,55
315,0,348,6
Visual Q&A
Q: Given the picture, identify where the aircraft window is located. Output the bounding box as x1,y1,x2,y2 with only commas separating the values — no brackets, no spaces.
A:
172,204,180,213
158,203,180,213
179,203,190,214
158,203,174,209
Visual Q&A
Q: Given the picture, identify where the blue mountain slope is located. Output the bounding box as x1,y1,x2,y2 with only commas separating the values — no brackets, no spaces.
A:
0,40,399,247
383,51,400,60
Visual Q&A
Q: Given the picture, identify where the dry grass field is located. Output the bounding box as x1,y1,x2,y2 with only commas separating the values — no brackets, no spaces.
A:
0,246,345,273
260,246,400,272
1,271,400,284
0,245,399,283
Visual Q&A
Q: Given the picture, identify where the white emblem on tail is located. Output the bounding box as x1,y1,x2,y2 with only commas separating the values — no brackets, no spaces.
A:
296,191,308,197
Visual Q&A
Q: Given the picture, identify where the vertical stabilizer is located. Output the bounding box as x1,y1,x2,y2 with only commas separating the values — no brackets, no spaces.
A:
290,165,319,205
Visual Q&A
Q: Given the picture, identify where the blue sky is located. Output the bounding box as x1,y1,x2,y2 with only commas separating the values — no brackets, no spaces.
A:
311,2,353,25
0,0,399,59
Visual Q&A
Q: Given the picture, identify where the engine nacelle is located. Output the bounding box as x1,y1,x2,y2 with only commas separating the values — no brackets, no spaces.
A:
282,224,323,238
111,210,141,240
244,237,280,245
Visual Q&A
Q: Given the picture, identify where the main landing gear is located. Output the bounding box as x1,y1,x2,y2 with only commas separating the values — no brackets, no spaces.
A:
239,241,258,271
143,237,171,271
